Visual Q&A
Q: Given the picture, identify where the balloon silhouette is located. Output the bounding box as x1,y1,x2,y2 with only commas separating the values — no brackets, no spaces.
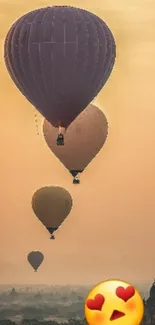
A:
32,186,73,239
27,251,44,272
4,6,116,144
43,104,108,183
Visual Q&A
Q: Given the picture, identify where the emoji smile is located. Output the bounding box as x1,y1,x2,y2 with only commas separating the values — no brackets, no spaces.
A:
110,310,125,321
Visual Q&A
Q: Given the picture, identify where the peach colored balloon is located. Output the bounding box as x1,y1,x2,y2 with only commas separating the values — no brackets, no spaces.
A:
43,104,108,175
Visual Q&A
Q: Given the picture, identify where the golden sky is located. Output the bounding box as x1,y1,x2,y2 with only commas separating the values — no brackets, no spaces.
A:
1,0,155,285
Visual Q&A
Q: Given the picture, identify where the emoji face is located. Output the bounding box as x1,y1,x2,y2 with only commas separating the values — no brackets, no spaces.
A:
85,279,144,325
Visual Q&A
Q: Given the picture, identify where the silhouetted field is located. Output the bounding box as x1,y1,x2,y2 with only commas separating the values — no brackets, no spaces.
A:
0,284,150,324
0,319,87,325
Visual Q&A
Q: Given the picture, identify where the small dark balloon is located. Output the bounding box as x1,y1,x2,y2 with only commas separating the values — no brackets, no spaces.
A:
27,251,44,271
31,186,73,237
4,6,116,129
43,104,108,180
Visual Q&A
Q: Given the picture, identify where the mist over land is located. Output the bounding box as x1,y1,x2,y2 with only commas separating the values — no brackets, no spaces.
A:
0,283,150,323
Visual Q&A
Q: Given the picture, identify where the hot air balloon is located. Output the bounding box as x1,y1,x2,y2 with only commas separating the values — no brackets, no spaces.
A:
4,6,116,145
43,104,108,183
27,251,44,272
32,186,73,239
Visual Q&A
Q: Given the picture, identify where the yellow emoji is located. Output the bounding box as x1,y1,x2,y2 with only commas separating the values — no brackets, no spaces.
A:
85,279,144,325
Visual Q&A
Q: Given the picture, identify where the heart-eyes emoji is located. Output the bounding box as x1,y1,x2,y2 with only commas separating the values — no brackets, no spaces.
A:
85,279,144,325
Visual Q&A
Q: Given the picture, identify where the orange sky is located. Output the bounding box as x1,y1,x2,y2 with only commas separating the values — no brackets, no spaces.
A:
1,0,155,285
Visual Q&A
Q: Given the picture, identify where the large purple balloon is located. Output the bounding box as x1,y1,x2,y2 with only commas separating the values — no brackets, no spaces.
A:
4,6,116,128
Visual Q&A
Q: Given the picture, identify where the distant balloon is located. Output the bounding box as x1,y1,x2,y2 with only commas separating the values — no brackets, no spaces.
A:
43,104,108,183
27,251,44,272
32,186,73,239
4,6,116,143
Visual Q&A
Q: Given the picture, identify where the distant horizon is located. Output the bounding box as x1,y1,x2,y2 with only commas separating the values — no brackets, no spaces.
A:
0,280,153,286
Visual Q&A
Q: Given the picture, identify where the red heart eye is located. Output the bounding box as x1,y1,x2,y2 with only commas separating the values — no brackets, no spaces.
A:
86,294,105,310
116,286,135,302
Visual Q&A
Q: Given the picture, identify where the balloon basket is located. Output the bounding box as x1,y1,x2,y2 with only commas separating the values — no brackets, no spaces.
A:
57,134,64,146
73,178,80,184
34,270,37,272
50,235,55,239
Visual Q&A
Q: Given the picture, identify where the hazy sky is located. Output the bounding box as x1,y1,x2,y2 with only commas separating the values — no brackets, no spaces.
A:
1,0,155,285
